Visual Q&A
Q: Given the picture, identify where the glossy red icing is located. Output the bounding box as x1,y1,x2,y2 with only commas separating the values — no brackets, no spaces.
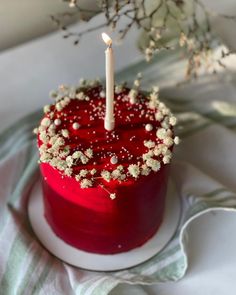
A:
41,163,169,254
38,85,173,254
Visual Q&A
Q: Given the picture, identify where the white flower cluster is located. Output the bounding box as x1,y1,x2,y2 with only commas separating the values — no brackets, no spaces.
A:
41,117,51,127
101,170,111,182
111,165,126,181
146,158,160,172
128,164,140,178
49,80,99,104
66,155,74,167
148,92,160,109
115,84,124,94
145,40,156,62
142,150,154,161
74,168,97,187
50,158,67,171
80,179,92,188
55,96,71,112
156,128,167,139
39,130,49,143
65,168,73,176
144,140,155,149
128,89,138,104
61,129,69,138
43,105,51,114
33,128,38,135
75,92,89,101
84,148,93,158
71,150,91,165
59,146,70,158
39,133,67,165
100,165,126,182
141,164,151,176
75,169,89,181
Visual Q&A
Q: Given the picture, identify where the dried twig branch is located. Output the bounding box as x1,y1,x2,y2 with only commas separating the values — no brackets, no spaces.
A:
51,0,236,80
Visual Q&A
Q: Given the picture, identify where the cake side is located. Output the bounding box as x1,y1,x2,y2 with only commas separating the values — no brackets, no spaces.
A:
41,162,169,254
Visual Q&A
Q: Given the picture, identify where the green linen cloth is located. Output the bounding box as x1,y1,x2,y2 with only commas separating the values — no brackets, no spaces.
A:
1,54,236,295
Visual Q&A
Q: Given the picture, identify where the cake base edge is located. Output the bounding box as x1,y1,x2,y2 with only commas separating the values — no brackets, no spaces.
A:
28,177,181,271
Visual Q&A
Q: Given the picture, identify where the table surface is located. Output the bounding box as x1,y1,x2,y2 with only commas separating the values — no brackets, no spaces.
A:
1,11,236,295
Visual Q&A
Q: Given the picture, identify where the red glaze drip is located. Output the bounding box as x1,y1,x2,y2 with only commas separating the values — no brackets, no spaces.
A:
38,85,173,254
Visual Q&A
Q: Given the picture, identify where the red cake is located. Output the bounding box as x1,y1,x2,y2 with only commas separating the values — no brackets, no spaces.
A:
35,79,179,254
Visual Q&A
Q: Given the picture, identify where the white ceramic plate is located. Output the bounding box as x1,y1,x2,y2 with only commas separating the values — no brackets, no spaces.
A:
28,179,181,271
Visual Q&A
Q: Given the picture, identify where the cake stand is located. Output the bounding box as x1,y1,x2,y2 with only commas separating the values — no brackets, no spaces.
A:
28,179,181,271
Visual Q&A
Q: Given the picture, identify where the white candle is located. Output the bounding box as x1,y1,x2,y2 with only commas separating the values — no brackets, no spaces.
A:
102,33,115,131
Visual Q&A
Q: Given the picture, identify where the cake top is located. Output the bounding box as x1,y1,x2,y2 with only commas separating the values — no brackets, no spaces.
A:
34,78,179,199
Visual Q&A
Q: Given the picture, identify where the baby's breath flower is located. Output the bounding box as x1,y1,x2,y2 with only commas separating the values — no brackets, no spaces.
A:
101,170,111,182
80,154,89,164
49,90,57,98
39,144,47,153
144,140,155,149
161,120,170,129
110,193,116,200
90,168,97,175
33,128,38,135
134,79,140,87
128,89,138,104
159,144,168,155
55,159,67,171
155,112,164,121
128,164,140,178
41,117,51,127
163,137,174,147
141,164,151,176
115,84,123,94
43,105,51,114
142,150,154,161
66,155,74,167
61,129,69,138
146,158,161,172
156,128,167,140
39,131,49,143
117,165,124,171
65,168,73,176
85,148,93,158
169,116,177,126
55,102,63,111
80,179,92,188
72,151,82,159
76,92,85,100
153,145,161,156
80,169,88,177
54,137,65,147
60,146,70,158
163,155,171,164
40,152,52,162
111,169,121,180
